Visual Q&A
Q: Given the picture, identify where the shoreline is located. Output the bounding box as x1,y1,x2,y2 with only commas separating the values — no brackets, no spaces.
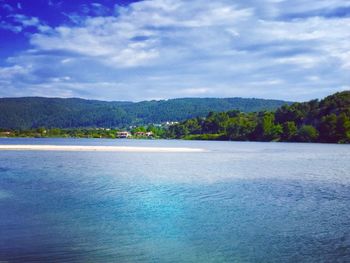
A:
0,145,206,153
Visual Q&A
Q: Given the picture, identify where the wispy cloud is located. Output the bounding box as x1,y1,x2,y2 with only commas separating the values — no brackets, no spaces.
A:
0,0,349,101
0,13,51,33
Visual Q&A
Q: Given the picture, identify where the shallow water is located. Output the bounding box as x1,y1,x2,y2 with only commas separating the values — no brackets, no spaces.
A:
0,138,350,262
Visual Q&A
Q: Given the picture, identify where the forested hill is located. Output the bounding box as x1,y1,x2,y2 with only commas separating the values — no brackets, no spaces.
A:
168,91,350,143
0,97,290,129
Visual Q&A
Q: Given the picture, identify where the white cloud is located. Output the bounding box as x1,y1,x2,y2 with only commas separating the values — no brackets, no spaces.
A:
0,65,31,79
12,14,40,27
1,14,51,33
29,0,253,68
50,76,71,82
0,21,22,33
182,87,212,96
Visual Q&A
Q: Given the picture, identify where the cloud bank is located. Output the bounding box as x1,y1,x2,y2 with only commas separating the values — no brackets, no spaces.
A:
0,0,349,101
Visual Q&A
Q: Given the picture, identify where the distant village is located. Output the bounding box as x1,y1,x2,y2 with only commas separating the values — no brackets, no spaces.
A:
0,121,180,139
116,131,153,138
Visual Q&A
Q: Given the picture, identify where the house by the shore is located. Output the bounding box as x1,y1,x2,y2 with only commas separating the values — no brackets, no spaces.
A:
0,131,12,137
134,131,154,137
116,131,131,138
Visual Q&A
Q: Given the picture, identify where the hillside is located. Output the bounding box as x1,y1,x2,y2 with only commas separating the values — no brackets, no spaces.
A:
168,91,350,143
0,97,290,129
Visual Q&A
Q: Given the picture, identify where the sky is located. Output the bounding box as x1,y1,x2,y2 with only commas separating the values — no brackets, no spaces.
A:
0,0,349,102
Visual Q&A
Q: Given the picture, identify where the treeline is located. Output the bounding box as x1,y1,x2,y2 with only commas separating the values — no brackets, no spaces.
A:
0,97,290,129
0,125,166,139
167,91,350,143
1,128,120,139
2,91,349,143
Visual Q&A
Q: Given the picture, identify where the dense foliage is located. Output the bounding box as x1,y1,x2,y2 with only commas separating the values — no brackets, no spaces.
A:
0,97,290,129
0,125,166,139
167,91,350,143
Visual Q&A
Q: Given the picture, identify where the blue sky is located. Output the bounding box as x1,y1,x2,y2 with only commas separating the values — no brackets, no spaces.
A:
0,0,349,101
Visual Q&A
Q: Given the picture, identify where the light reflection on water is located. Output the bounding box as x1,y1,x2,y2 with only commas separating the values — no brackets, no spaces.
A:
0,139,350,262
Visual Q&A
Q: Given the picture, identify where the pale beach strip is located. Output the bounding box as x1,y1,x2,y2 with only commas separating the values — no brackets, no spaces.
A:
0,145,206,153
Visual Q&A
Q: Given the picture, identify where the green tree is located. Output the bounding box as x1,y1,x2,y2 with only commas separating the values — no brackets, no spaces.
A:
184,119,202,134
132,126,147,133
336,113,350,143
49,128,62,136
226,114,257,140
254,112,281,141
297,125,319,142
319,114,337,142
281,121,297,141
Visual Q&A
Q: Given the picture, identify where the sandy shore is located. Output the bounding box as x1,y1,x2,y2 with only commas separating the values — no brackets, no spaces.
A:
0,145,206,153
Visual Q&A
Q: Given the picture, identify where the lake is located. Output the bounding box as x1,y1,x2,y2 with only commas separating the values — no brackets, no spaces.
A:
0,138,349,262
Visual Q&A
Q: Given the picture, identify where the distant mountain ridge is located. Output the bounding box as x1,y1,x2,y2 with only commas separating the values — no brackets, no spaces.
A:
0,97,291,129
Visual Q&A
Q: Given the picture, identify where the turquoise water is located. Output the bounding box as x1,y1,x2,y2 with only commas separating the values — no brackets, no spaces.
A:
0,138,350,262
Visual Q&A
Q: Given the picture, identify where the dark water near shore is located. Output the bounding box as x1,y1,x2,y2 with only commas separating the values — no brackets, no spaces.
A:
0,138,350,262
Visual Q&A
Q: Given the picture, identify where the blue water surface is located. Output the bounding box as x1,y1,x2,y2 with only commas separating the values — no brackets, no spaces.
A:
0,138,350,262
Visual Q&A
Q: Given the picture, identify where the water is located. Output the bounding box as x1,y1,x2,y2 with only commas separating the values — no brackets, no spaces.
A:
0,138,350,262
